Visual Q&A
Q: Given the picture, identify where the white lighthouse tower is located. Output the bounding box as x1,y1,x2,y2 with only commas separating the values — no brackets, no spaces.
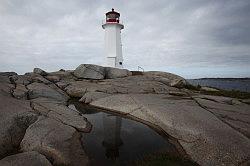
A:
102,8,124,68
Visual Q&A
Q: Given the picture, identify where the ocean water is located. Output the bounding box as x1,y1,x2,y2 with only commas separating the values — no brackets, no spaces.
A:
188,79,250,92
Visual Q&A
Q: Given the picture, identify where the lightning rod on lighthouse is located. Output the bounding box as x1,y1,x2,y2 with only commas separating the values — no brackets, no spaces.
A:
102,8,124,68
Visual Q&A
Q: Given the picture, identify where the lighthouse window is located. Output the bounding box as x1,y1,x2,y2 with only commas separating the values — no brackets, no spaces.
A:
119,62,122,65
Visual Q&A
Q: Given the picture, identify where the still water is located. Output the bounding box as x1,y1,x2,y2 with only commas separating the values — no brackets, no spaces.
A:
68,101,180,166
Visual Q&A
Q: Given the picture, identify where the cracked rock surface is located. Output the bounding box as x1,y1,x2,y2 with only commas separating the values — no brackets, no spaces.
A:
0,64,249,166
21,116,88,166
0,70,91,166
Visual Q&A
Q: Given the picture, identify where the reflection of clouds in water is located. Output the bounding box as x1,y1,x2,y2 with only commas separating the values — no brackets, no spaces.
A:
121,127,134,134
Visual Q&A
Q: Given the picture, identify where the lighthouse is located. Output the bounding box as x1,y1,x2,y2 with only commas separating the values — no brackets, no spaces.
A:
102,8,124,68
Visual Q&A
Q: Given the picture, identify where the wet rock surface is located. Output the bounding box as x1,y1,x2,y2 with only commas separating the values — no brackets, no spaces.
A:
0,65,250,166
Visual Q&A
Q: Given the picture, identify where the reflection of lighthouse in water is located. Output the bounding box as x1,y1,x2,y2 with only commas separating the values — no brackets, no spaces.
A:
102,114,123,159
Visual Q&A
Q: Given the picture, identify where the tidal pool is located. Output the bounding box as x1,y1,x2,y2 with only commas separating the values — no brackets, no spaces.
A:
68,101,185,166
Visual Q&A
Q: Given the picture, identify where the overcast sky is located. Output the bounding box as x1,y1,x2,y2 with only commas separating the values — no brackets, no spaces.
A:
0,0,250,78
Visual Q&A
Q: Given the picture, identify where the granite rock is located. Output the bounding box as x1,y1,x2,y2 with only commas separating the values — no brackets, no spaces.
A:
74,64,105,79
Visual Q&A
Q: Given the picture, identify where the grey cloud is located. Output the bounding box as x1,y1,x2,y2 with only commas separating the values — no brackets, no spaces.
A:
0,0,250,78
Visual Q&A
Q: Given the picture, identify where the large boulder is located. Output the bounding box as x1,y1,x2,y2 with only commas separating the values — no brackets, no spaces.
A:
73,64,105,79
105,67,132,79
21,117,89,166
33,68,47,76
0,151,52,166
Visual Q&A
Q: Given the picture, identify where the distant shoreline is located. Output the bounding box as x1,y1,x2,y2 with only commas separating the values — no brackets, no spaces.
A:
190,78,250,81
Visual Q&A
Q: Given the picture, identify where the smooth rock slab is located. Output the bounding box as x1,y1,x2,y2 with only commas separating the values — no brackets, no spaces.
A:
79,91,111,104
21,117,89,166
90,94,250,166
27,82,69,102
65,75,180,98
65,81,108,97
0,151,52,166
193,95,250,138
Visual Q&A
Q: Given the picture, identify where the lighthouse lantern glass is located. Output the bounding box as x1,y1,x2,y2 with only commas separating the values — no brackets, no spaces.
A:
106,10,120,23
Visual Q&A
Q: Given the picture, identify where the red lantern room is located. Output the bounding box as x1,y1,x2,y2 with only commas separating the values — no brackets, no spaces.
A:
105,8,120,23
